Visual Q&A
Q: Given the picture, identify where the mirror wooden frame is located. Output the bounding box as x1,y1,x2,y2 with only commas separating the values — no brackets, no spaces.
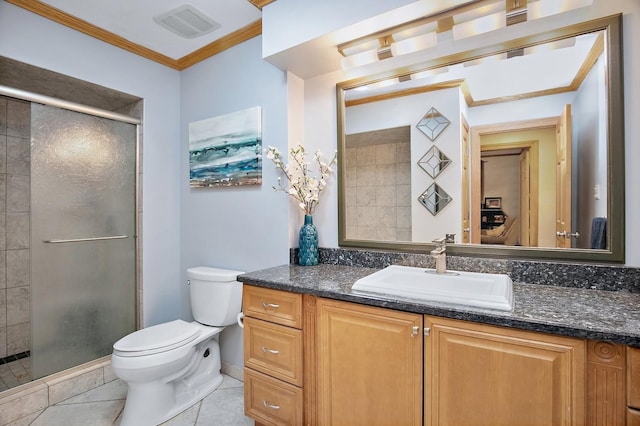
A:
337,14,624,263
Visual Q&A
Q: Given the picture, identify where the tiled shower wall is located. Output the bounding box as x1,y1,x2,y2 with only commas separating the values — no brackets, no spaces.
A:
0,96,31,358
345,127,412,241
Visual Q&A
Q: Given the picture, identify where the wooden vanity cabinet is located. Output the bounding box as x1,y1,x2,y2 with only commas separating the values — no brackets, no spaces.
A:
315,298,423,425
241,286,634,425
242,285,304,426
628,346,640,425
425,316,585,426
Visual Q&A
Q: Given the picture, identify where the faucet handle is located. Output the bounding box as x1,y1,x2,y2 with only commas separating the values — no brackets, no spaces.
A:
432,237,446,248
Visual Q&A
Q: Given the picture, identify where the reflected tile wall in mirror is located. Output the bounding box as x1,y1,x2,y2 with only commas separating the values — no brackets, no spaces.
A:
345,126,411,241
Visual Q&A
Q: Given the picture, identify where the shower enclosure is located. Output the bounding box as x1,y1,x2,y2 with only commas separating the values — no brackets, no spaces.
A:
30,103,138,379
0,87,139,383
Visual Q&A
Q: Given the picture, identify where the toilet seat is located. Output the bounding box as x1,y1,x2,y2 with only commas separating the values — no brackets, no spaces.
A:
113,319,201,357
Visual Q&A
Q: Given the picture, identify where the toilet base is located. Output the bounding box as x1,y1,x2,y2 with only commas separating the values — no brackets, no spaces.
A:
118,337,224,426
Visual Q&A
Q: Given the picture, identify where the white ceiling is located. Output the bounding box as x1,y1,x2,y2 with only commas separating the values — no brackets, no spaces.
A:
38,0,262,60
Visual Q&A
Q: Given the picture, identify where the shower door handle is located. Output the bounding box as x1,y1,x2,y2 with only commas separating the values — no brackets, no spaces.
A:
44,235,129,244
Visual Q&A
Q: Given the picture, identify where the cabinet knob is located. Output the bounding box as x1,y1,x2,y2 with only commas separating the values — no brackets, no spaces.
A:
261,301,280,309
261,346,280,354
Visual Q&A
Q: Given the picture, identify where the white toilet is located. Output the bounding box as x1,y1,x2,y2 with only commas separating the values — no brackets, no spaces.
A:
111,266,244,426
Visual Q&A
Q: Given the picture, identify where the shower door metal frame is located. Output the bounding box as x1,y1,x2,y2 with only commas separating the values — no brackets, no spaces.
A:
0,84,142,329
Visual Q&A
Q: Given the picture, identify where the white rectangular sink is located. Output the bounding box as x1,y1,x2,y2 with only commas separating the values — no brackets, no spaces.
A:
352,265,514,311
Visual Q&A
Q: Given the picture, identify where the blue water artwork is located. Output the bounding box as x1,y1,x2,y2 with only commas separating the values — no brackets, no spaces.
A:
189,106,262,187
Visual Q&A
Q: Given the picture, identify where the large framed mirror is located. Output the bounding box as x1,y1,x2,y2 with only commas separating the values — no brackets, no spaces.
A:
337,14,624,263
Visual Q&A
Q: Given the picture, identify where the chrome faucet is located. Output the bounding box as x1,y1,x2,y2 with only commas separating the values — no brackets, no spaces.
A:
431,237,447,274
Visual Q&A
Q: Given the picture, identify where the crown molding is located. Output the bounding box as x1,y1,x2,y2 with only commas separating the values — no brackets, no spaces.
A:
248,0,277,10
7,0,263,70
177,19,262,69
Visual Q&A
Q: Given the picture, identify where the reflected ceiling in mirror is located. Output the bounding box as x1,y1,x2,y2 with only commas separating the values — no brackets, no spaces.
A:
337,15,624,263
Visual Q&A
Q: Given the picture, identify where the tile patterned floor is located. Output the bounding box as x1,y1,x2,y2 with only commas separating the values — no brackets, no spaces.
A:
0,353,31,392
24,374,254,426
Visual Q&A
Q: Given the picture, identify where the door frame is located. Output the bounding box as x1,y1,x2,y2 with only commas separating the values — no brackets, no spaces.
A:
480,141,539,247
461,113,470,243
470,117,556,245
519,148,532,247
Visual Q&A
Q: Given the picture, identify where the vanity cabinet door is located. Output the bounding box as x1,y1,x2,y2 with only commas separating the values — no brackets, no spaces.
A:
316,298,423,426
424,316,586,426
628,408,640,426
628,346,640,409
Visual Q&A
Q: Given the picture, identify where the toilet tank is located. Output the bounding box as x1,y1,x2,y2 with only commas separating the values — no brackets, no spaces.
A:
187,267,244,326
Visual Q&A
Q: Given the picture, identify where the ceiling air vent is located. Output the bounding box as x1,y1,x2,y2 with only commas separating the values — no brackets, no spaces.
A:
153,5,221,39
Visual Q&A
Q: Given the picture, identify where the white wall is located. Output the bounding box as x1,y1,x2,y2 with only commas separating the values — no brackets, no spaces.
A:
573,55,608,248
286,72,306,247
0,2,183,326
262,0,415,57
302,70,344,247
179,36,290,368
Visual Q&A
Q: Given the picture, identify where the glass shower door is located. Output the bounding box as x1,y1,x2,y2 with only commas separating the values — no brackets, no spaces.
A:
30,103,137,379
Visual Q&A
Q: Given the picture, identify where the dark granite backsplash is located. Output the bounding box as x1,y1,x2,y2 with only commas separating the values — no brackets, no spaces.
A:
290,248,640,293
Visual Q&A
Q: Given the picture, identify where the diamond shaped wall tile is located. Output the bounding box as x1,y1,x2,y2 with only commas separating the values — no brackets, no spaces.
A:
418,146,452,178
418,183,452,215
417,107,450,141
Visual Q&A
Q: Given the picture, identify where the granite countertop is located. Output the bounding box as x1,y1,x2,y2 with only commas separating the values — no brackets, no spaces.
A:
238,264,640,347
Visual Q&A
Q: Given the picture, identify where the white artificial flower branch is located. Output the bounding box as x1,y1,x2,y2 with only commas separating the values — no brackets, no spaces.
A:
266,144,337,215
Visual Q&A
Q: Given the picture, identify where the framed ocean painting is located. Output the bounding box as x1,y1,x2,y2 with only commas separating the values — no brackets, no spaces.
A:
188,106,262,187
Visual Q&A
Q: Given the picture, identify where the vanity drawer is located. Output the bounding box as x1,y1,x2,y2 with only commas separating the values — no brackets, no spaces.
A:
244,368,303,426
244,317,303,386
243,285,302,328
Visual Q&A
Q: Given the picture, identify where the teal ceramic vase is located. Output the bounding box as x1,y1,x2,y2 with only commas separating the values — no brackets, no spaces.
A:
298,215,319,266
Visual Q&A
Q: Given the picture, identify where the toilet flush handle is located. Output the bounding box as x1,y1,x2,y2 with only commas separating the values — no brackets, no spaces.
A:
237,312,245,328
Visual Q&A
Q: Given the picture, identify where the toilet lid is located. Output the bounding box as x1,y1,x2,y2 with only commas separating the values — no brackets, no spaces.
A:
113,319,201,356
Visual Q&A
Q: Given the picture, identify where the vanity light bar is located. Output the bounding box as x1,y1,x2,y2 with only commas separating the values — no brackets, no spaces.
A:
452,10,506,40
453,0,594,40
338,0,500,70
339,32,437,70
339,0,594,70
337,0,493,69
391,32,437,57
527,0,594,21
